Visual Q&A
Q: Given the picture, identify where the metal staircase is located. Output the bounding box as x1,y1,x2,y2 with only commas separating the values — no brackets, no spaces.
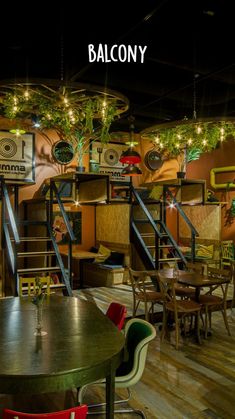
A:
1,176,75,296
130,185,199,270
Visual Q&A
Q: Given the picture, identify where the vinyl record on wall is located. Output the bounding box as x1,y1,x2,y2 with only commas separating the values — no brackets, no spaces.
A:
104,148,119,166
0,137,17,158
144,149,163,171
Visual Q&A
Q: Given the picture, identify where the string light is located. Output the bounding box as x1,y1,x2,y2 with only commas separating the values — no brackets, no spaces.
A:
141,118,235,158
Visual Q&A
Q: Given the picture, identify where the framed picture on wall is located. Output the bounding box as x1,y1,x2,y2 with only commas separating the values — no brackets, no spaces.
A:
52,211,82,244
0,130,35,183
90,140,130,182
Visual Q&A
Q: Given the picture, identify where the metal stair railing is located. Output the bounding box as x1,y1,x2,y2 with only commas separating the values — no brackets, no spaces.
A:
130,185,186,269
166,188,199,262
0,176,20,295
49,180,76,295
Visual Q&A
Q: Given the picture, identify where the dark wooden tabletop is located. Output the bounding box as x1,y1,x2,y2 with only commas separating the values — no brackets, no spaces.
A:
0,296,124,399
158,268,230,288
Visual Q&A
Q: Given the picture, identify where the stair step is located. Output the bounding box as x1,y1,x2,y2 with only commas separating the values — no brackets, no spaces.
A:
18,251,56,258
147,244,174,249
12,237,52,242
18,267,61,274
134,219,159,223
140,233,155,237
158,258,182,262
18,221,47,226
159,244,173,248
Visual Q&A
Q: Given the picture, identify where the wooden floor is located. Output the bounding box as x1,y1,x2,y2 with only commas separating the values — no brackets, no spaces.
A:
1,287,235,418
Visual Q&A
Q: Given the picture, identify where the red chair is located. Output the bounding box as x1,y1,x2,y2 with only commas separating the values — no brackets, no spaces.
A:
3,405,88,419
106,302,127,330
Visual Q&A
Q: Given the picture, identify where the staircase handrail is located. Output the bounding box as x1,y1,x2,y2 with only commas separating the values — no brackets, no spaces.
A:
1,177,20,244
50,180,76,241
131,185,163,238
166,188,199,236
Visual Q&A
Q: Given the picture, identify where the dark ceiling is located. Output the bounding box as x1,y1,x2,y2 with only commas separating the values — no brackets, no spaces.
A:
1,0,234,133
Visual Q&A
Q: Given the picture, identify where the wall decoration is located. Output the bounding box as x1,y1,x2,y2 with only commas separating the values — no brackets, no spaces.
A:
90,140,130,182
144,149,163,171
0,130,35,183
52,140,75,165
52,211,82,244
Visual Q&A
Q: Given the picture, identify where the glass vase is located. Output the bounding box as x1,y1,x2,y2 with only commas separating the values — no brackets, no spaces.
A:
34,304,47,336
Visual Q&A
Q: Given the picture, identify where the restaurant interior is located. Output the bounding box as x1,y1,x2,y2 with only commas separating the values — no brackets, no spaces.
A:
0,1,235,418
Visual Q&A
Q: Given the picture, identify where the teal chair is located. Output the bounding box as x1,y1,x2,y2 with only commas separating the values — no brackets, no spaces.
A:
78,318,156,417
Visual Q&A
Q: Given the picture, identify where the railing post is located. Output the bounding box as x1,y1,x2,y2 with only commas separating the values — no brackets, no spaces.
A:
49,180,54,227
191,232,196,262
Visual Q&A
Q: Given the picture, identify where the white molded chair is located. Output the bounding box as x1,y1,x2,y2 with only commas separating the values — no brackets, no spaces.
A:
78,318,156,417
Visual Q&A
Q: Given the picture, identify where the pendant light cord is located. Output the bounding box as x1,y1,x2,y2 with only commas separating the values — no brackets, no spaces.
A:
193,73,198,120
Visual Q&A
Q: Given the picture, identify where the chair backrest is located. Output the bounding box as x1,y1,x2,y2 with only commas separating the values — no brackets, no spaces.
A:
221,240,234,263
106,302,127,330
129,268,157,296
115,318,156,387
207,266,232,300
186,262,204,275
19,277,36,296
39,276,51,295
19,276,51,297
3,405,88,419
157,272,179,311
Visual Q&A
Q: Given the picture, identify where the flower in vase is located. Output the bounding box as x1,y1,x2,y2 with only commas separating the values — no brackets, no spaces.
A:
32,277,46,306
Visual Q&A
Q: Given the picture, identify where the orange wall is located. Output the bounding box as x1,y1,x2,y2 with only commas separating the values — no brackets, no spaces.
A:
180,139,235,242
0,118,94,250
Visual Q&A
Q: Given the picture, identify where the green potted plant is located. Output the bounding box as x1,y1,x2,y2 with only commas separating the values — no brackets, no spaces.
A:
177,147,201,178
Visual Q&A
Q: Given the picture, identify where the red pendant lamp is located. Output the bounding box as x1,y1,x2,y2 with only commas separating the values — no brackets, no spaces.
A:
119,116,142,176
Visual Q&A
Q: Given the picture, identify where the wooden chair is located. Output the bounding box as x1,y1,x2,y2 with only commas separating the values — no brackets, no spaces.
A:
19,276,51,297
19,277,36,296
3,405,88,419
129,268,163,323
220,240,234,269
157,272,202,349
194,266,232,338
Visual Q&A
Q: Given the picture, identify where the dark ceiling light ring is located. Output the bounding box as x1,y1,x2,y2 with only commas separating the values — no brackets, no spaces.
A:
121,164,142,176
119,148,141,164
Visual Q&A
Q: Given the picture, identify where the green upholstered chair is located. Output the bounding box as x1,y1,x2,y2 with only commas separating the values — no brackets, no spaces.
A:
78,318,156,418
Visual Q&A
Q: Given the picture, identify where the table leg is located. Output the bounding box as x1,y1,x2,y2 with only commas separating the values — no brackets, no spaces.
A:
79,259,84,289
106,369,115,419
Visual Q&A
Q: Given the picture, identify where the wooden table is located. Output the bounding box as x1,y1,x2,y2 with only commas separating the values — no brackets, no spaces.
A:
60,248,101,288
0,296,125,418
158,268,231,340
159,268,230,299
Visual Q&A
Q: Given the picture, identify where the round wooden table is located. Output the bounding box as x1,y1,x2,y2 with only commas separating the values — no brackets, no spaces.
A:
0,296,125,418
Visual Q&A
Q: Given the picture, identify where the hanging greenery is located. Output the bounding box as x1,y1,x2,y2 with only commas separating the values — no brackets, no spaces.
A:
141,120,235,158
0,80,129,166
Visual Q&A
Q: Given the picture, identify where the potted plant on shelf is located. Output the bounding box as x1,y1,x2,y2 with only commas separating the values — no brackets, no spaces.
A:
177,147,201,178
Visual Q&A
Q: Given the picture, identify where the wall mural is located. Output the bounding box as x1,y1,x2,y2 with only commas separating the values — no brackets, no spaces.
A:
52,211,82,244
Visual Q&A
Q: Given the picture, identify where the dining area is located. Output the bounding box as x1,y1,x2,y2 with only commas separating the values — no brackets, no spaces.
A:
129,263,233,350
0,263,234,418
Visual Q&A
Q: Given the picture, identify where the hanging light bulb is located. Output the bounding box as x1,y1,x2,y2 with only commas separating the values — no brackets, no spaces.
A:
9,128,26,136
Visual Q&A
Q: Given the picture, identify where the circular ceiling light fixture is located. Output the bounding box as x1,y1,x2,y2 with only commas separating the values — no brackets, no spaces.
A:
141,117,235,159
0,78,129,140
